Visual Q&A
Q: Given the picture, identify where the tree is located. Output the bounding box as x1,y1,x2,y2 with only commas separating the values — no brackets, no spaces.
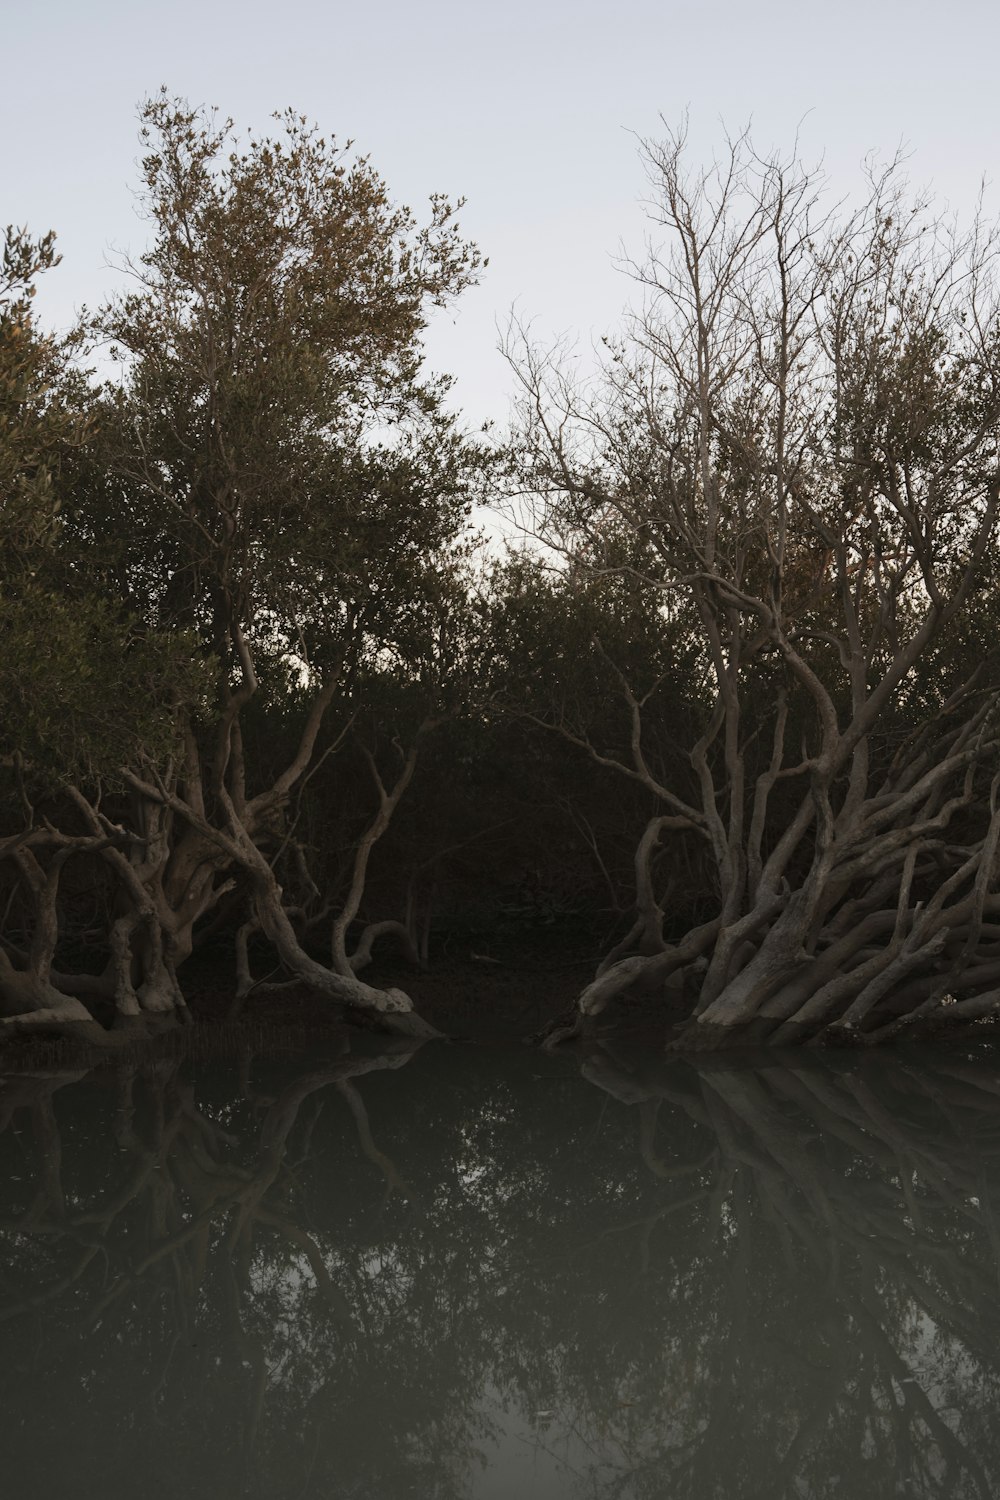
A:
1,94,484,1039
507,127,1000,1046
0,225,213,1038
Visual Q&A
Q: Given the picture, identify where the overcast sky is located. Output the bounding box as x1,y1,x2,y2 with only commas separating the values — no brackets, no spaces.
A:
3,0,999,430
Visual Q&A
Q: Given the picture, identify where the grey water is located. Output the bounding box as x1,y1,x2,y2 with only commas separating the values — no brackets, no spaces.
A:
2,1037,1000,1500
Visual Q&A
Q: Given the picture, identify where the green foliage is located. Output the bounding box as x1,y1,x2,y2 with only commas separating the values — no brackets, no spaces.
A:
0,226,87,566
80,93,485,673
485,545,704,758
0,587,211,787
0,225,215,792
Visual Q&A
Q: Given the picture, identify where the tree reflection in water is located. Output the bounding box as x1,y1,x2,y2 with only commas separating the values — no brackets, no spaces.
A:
2,1037,1000,1498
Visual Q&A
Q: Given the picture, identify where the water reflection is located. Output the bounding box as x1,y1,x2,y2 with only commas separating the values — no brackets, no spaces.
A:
2,1038,1000,1498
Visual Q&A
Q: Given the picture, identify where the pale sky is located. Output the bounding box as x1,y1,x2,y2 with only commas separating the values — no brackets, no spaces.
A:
3,0,999,431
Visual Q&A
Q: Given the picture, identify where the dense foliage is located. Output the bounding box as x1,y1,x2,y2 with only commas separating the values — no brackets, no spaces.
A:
3,105,1000,1046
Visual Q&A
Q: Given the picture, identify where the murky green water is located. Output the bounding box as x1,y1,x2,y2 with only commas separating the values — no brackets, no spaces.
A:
2,1036,1000,1498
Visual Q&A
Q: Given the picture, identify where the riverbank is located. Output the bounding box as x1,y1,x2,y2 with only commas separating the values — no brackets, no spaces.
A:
2,950,997,1072
0,952,590,1070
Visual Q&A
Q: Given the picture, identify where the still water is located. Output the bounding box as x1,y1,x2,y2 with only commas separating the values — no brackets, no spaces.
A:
2,1036,999,1499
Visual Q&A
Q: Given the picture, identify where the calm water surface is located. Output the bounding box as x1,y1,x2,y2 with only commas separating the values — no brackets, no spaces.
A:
2,1037,999,1498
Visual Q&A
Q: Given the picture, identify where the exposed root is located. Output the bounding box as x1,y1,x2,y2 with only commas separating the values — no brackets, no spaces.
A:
529,1007,591,1050
342,1002,443,1042
666,1016,787,1052
0,1011,125,1052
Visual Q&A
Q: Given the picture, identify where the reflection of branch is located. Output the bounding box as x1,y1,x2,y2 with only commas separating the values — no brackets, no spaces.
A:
578,1187,710,1274
854,1296,994,1500
7,1036,1000,1497
575,1044,1000,1489
255,1207,355,1324
0,1245,100,1323
337,1079,417,1205
0,1039,428,1348
259,1041,422,1148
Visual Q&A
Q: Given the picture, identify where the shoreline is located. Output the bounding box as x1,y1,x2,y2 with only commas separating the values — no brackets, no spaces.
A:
1,953,998,1072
